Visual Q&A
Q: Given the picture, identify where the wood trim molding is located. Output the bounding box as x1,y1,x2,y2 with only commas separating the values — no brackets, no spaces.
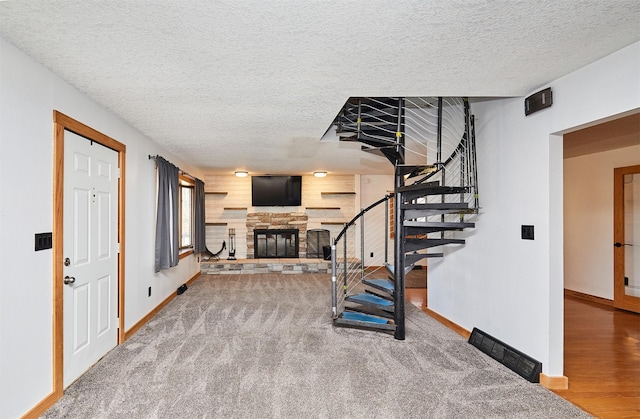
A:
21,391,60,419
124,272,201,341
118,151,126,344
423,307,471,339
52,121,65,401
186,271,202,286
178,249,195,260
53,111,125,153
564,289,613,307
540,373,569,390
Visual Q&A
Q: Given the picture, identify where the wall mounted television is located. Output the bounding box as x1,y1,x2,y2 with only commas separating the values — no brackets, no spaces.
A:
251,175,302,206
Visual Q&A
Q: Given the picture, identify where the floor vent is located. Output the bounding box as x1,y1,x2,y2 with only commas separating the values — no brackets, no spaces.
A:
468,327,542,383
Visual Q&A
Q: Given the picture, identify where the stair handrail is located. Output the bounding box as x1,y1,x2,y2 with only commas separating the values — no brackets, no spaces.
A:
331,193,394,318
333,193,394,244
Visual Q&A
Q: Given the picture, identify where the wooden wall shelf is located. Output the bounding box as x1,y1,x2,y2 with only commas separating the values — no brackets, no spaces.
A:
223,207,247,211
205,192,228,195
206,222,228,226
306,207,341,210
320,192,355,195
321,221,348,225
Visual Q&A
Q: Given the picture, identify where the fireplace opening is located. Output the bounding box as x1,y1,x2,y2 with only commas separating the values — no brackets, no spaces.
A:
254,229,299,258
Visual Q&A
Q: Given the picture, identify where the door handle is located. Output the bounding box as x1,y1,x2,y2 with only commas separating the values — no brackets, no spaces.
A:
614,242,633,247
64,276,76,285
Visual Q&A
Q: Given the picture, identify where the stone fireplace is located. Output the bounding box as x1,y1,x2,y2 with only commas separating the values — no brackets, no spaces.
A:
246,212,308,258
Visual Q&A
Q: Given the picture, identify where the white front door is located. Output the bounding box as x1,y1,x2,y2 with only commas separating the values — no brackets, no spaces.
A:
63,131,119,388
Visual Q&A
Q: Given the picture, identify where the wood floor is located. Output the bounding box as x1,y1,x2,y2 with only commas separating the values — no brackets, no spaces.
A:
405,288,640,418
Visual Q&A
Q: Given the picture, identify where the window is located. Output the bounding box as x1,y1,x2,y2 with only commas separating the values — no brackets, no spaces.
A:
179,175,194,250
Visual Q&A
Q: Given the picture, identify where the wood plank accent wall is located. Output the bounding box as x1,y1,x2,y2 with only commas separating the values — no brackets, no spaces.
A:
203,174,356,258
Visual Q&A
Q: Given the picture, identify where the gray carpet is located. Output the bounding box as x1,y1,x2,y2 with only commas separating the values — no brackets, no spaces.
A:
43,274,590,418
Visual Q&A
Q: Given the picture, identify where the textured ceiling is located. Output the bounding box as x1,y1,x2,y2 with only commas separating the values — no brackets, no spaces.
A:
1,1,639,175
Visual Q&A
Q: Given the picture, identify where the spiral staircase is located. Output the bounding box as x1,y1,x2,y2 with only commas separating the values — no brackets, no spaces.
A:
330,97,479,340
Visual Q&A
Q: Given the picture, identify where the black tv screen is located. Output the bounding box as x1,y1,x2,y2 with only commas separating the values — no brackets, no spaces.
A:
251,176,302,206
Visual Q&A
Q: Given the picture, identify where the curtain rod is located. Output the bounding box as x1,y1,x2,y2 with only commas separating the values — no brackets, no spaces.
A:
148,154,197,180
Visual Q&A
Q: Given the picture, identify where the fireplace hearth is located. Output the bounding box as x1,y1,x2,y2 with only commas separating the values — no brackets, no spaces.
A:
254,229,299,258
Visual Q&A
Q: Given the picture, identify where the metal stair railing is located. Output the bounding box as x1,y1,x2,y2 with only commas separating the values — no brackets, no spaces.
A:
404,97,478,206
331,194,393,318
403,97,479,240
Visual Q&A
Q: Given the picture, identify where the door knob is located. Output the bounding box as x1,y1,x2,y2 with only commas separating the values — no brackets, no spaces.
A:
614,242,633,247
64,276,76,285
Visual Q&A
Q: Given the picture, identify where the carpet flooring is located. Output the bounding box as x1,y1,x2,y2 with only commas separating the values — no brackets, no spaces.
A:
43,273,590,418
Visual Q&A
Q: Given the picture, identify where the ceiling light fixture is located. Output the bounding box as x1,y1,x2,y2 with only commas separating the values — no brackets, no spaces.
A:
235,170,248,177
313,171,327,178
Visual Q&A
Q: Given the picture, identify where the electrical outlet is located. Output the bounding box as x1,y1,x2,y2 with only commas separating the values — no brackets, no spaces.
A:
148,286,152,297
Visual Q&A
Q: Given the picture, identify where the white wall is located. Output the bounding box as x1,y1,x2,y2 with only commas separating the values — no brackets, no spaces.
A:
0,37,202,418
564,144,640,299
428,41,640,377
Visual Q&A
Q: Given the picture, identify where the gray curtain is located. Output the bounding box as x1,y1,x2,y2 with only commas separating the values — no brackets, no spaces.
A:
154,156,179,272
193,178,207,254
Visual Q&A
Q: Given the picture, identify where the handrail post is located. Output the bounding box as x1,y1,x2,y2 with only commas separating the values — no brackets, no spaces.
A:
343,232,348,297
384,196,389,265
471,115,479,209
331,244,337,317
360,208,365,281
393,167,406,340
437,97,446,239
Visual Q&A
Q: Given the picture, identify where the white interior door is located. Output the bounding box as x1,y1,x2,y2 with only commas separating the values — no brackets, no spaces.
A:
63,131,119,388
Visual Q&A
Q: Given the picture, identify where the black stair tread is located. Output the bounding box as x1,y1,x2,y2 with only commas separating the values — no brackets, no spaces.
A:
404,220,475,228
363,278,394,294
346,293,394,309
340,311,391,325
405,208,477,218
401,202,469,210
405,166,440,179
398,184,470,195
365,288,394,302
405,238,466,252
404,221,475,229
356,135,397,147
385,262,414,276
334,316,396,332
380,148,404,165
344,304,394,319
361,147,386,157
406,253,443,264
396,164,435,176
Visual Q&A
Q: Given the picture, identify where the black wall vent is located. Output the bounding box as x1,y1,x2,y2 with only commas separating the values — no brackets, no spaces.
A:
524,87,553,116
468,327,542,383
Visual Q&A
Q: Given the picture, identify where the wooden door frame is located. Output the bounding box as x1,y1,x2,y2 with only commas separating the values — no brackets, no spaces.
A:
613,164,640,312
52,111,126,397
